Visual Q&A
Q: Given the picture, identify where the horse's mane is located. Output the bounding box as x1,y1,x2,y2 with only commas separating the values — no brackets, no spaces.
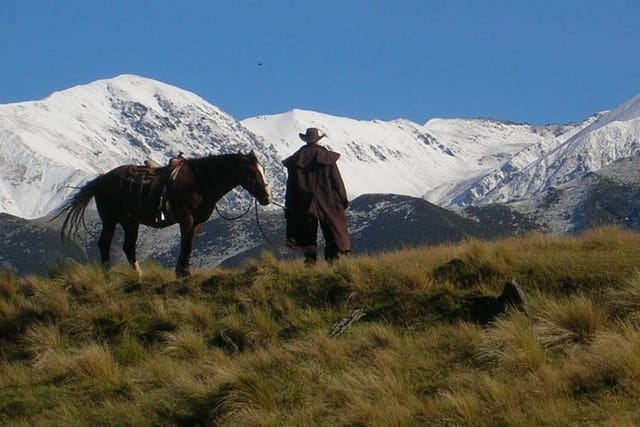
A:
185,153,249,181
187,152,243,167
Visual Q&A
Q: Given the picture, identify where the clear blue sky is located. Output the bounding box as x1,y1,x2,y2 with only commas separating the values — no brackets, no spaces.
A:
2,1,639,125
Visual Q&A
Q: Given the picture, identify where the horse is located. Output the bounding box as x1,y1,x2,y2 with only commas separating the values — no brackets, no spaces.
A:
55,151,272,277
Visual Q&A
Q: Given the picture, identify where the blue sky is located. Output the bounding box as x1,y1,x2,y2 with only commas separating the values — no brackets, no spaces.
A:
2,1,639,124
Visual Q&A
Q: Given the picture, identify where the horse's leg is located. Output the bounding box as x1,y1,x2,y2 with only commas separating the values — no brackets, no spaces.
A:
176,217,195,277
98,220,117,270
122,222,142,276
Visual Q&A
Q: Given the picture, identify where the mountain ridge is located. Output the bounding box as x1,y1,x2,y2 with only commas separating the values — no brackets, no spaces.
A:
0,75,639,231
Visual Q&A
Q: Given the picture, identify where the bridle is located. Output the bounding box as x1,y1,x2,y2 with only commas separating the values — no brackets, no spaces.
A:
216,158,286,244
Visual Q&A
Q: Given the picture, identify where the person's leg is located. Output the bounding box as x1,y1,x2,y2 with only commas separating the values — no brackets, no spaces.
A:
320,220,340,263
287,214,319,265
301,216,319,265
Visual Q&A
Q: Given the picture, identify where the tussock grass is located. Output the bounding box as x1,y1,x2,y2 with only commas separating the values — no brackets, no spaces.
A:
0,270,19,299
607,270,640,320
563,322,640,397
21,322,68,361
161,328,208,360
535,294,606,352
2,226,640,425
475,312,544,372
74,343,118,381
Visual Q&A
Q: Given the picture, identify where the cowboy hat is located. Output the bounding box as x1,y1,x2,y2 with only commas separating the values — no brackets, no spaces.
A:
299,127,325,144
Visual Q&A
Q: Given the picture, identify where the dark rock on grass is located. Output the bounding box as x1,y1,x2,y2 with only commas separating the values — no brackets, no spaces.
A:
463,280,528,324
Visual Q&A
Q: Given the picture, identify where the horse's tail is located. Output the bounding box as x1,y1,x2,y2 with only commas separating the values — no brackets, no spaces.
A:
52,175,104,241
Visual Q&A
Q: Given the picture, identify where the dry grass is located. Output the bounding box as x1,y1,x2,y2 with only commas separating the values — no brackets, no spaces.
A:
74,343,118,381
607,270,640,320
161,328,208,360
2,226,640,425
535,294,606,352
475,312,545,372
21,323,68,362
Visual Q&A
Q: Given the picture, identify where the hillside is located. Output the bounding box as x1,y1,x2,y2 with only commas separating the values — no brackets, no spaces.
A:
2,193,528,276
0,213,85,273
1,227,640,425
509,155,640,234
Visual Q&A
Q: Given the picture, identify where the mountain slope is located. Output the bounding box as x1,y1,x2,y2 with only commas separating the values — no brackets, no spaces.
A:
243,96,640,218
473,96,640,206
243,110,461,199
2,193,527,275
514,155,640,234
0,213,85,273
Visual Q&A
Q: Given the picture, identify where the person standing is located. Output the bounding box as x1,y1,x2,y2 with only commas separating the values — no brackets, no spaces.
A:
282,127,351,265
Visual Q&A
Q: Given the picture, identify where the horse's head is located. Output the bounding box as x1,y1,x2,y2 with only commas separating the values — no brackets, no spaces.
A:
240,151,272,206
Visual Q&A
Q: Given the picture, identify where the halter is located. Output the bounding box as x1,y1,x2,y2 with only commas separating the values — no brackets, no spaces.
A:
241,160,271,206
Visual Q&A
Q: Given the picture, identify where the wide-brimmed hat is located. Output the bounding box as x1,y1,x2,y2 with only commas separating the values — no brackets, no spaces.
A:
299,127,325,144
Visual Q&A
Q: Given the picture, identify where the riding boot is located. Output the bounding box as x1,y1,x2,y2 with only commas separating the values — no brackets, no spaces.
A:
304,252,317,267
325,253,339,265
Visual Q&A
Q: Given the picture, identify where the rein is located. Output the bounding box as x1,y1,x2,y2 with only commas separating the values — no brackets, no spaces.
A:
215,202,253,220
270,200,286,210
255,199,287,246
215,197,288,247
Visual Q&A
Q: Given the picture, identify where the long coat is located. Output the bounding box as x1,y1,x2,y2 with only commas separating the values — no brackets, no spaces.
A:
282,143,351,251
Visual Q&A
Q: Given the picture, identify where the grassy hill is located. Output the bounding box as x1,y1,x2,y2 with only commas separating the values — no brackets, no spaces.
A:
2,226,640,426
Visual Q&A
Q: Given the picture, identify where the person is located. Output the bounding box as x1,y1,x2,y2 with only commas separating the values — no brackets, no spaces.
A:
282,127,351,265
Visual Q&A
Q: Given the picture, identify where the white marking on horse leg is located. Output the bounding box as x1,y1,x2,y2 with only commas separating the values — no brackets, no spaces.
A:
132,261,142,277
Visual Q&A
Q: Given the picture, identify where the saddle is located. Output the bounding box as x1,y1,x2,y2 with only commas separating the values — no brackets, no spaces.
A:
121,153,185,224
144,154,184,181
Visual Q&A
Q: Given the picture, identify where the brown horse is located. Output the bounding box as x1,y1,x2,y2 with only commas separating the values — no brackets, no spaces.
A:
55,151,272,277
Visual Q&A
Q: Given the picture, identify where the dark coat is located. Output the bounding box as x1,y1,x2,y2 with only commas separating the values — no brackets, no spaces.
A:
282,143,351,251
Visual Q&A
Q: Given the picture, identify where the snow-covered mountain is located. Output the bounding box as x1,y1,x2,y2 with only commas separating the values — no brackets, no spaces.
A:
473,95,640,205
0,74,285,219
241,111,598,207
1,74,639,227
243,94,640,212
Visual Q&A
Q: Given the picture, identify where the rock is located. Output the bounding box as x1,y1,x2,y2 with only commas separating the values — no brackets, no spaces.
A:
463,280,528,324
